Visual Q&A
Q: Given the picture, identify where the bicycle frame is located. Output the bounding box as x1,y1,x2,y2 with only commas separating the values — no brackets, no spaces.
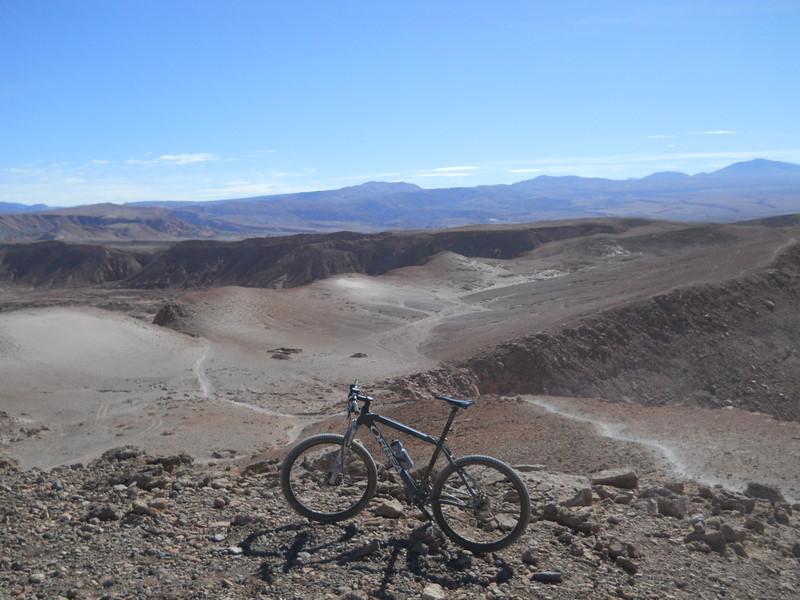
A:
342,402,465,510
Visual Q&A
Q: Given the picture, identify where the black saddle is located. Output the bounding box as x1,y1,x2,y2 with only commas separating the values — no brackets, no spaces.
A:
435,394,475,409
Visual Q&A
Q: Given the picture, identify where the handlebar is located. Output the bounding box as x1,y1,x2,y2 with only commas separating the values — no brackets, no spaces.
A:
348,380,373,415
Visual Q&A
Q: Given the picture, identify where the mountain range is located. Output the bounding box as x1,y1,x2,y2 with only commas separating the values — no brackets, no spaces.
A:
1,159,799,243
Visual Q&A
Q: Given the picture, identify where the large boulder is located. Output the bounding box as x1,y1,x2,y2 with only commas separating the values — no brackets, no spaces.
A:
744,482,786,504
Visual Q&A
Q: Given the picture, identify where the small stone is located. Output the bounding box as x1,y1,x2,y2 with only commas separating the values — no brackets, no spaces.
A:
590,468,638,490
732,542,748,557
29,573,45,584
656,495,687,519
213,497,228,509
230,514,257,526
744,516,765,534
616,556,637,574
607,540,625,559
227,546,243,555
563,487,593,507
374,498,405,518
521,548,538,565
421,582,446,600
531,571,562,584
349,539,380,560
513,464,545,472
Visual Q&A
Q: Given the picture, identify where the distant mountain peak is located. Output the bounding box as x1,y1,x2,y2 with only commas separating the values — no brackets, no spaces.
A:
347,181,422,192
707,158,800,178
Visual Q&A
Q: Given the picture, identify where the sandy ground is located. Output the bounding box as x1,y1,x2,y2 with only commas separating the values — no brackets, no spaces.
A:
0,307,298,469
0,220,798,500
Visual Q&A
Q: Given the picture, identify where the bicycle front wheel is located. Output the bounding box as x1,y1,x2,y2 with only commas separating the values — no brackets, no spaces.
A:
431,455,530,553
281,433,377,523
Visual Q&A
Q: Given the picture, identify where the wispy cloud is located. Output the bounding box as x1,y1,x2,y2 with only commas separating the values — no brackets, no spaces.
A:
89,159,110,165
691,130,736,135
125,152,219,166
431,165,479,172
647,134,677,139
411,165,479,178
508,168,543,174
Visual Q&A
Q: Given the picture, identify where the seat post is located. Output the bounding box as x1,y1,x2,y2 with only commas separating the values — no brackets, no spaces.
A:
440,406,459,440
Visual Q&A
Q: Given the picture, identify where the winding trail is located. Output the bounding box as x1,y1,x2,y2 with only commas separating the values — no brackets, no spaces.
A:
193,340,326,445
525,396,690,478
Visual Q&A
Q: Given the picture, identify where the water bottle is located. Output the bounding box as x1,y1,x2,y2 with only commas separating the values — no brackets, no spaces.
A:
390,440,414,470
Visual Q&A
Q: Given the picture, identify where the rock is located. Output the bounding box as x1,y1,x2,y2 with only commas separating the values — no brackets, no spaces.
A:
227,546,243,555
347,540,380,560
131,500,149,515
213,497,228,509
702,531,726,553
409,524,445,555
422,582,446,600
607,540,625,559
721,524,746,543
152,303,188,328
744,482,785,504
697,485,716,500
664,481,685,494
102,446,141,461
147,453,193,472
514,464,545,472
792,542,800,558
230,514,259,526
29,573,45,584
732,542,748,557
687,540,712,553
590,468,638,490
656,495,687,518
563,487,593,507
87,505,120,522
531,571,562,584
616,556,638,574
374,498,404,518
744,516,765,534
774,507,790,525
613,492,634,505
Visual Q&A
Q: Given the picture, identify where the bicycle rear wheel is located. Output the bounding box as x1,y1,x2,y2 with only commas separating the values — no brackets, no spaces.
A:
281,433,377,523
431,455,530,553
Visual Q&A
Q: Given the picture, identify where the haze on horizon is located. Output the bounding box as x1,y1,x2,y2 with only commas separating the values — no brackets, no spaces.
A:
1,0,799,206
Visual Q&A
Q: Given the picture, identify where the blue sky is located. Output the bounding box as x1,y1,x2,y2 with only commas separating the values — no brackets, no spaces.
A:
1,0,799,205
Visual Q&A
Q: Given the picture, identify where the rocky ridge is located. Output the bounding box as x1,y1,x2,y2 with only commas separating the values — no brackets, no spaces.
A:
385,242,800,421
1,447,798,599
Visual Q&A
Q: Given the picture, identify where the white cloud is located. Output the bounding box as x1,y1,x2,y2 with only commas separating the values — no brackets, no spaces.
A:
125,153,219,166
647,134,677,139
691,130,736,135
159,153,218,165
508,168,542,174
414,172,471,177
431,165,479,172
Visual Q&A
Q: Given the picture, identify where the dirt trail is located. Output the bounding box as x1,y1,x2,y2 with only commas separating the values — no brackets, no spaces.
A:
525,395,800,501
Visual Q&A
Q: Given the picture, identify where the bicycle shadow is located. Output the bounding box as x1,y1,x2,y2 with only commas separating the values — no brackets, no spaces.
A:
239,521,511,597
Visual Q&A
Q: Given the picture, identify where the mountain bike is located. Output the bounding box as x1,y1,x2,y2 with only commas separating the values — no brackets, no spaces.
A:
280,382,530,552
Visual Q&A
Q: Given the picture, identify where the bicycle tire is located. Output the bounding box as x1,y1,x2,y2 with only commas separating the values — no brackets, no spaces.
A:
281,433,378,523
431,454,530,553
